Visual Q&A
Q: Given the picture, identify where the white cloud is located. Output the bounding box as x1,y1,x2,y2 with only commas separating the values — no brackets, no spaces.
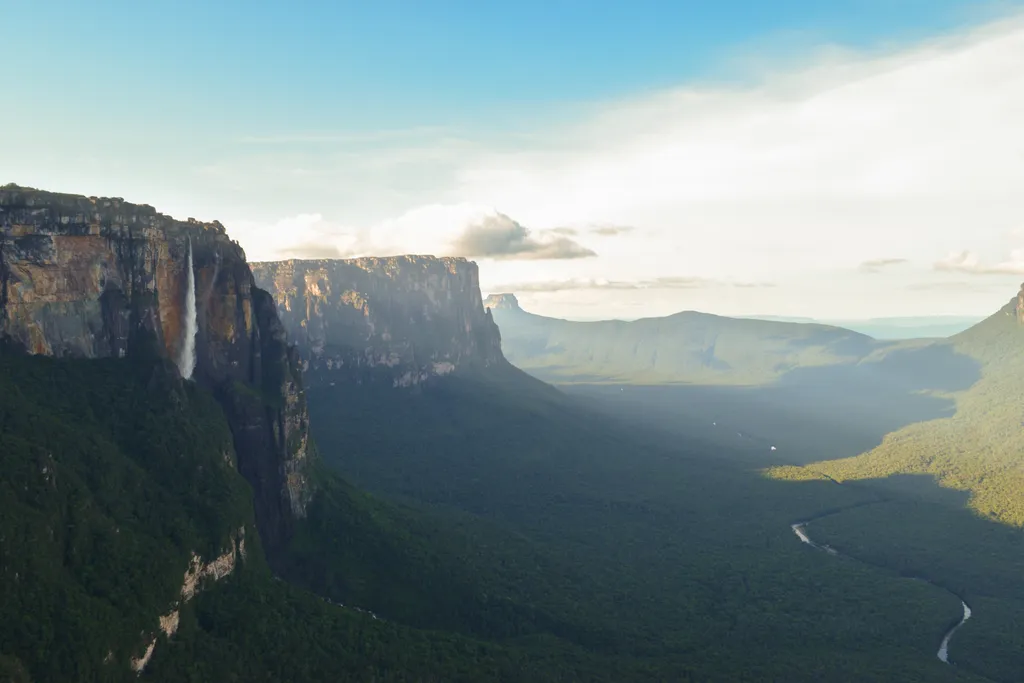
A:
226,13,1024,317
935,249,1024,275
234,213,359,263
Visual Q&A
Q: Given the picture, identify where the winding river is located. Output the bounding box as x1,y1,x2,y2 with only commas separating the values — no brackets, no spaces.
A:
791,521,973,665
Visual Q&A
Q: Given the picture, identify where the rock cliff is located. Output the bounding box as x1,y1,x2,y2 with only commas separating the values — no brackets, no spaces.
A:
251,256,505,387
0,184,311,551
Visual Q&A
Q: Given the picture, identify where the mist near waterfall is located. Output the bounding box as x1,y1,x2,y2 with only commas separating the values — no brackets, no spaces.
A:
177,237,198,380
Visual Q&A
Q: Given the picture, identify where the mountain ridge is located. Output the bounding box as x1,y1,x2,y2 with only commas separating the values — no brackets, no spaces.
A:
486,293,882,385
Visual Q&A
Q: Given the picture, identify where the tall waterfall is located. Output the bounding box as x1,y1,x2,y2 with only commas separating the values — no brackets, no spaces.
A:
177,237,198,380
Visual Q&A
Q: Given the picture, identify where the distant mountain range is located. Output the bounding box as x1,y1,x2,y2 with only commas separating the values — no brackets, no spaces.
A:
484,293,893,386
740,315,983,339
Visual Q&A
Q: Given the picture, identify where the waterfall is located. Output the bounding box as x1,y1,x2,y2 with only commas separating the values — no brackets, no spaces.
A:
177,237,198,380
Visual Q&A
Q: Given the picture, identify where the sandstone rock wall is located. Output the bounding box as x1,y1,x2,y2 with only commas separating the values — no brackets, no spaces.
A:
251,256,505,387
0,185,311,550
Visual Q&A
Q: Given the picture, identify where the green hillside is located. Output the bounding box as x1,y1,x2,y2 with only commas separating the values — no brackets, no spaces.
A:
764,291,1024,679
489,295,881,385
0,351,680,682
771,294,1024,525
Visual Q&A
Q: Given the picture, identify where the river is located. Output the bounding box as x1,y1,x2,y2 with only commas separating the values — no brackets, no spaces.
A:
791,521,972,665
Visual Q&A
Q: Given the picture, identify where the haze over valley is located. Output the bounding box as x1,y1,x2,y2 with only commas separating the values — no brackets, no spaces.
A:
4,2,1024,682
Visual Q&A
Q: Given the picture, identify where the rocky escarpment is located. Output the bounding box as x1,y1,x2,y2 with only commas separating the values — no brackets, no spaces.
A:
0,184,311,550
251,256,505,388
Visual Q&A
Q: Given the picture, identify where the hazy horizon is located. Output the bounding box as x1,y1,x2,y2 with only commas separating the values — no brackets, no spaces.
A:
485,294,988,335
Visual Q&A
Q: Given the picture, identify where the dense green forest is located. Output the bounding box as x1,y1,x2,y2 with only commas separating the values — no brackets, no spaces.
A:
0,350,253,682
304,364,988,682
770,297,1024,525
483,290,1024,680
0,352,655,683
1,347,993,682
7,294,1024,681
803,497,1024,681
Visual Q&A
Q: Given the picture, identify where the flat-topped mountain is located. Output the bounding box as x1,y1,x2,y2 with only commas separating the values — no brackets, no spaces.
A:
483,292,522,311
252,256,505,387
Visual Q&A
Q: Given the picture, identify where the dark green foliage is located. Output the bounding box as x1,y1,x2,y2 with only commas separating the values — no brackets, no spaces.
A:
145,572,688,683
6,291,1024,682
304,364,986,682
0,353,253,682
802,497,1024,678
773,301,1024,527
489,293,1024,680
764,298,1024,681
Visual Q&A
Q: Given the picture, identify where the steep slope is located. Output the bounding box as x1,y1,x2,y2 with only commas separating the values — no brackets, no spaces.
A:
252,257,503,388
773,284,1024,524
0,185,311,551
485,293,878,385
0,352,254,680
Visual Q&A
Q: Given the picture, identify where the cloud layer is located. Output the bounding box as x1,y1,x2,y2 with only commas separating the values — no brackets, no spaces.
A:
934,250,1024,275
24,12,1021,319
450,213,596,260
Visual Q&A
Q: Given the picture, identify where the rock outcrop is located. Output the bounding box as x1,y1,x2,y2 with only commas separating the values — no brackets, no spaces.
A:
131,527,248,673
251,256,504,387
483,293,521,312
0,184,311,550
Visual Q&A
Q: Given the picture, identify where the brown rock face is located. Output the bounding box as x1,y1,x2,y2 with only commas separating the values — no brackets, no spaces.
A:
1016,284,1024,324
251,256,505,387
0,184,311,550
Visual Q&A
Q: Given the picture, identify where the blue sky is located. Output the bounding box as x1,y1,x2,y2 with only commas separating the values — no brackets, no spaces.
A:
5,0,1024,318
5,0,1010,129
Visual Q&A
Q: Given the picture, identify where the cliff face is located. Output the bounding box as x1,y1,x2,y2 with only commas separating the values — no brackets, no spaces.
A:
251,256,504,387
0,184,311,550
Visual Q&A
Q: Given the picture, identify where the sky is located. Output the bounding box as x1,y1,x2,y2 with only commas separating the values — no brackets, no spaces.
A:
4,0,1024,320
